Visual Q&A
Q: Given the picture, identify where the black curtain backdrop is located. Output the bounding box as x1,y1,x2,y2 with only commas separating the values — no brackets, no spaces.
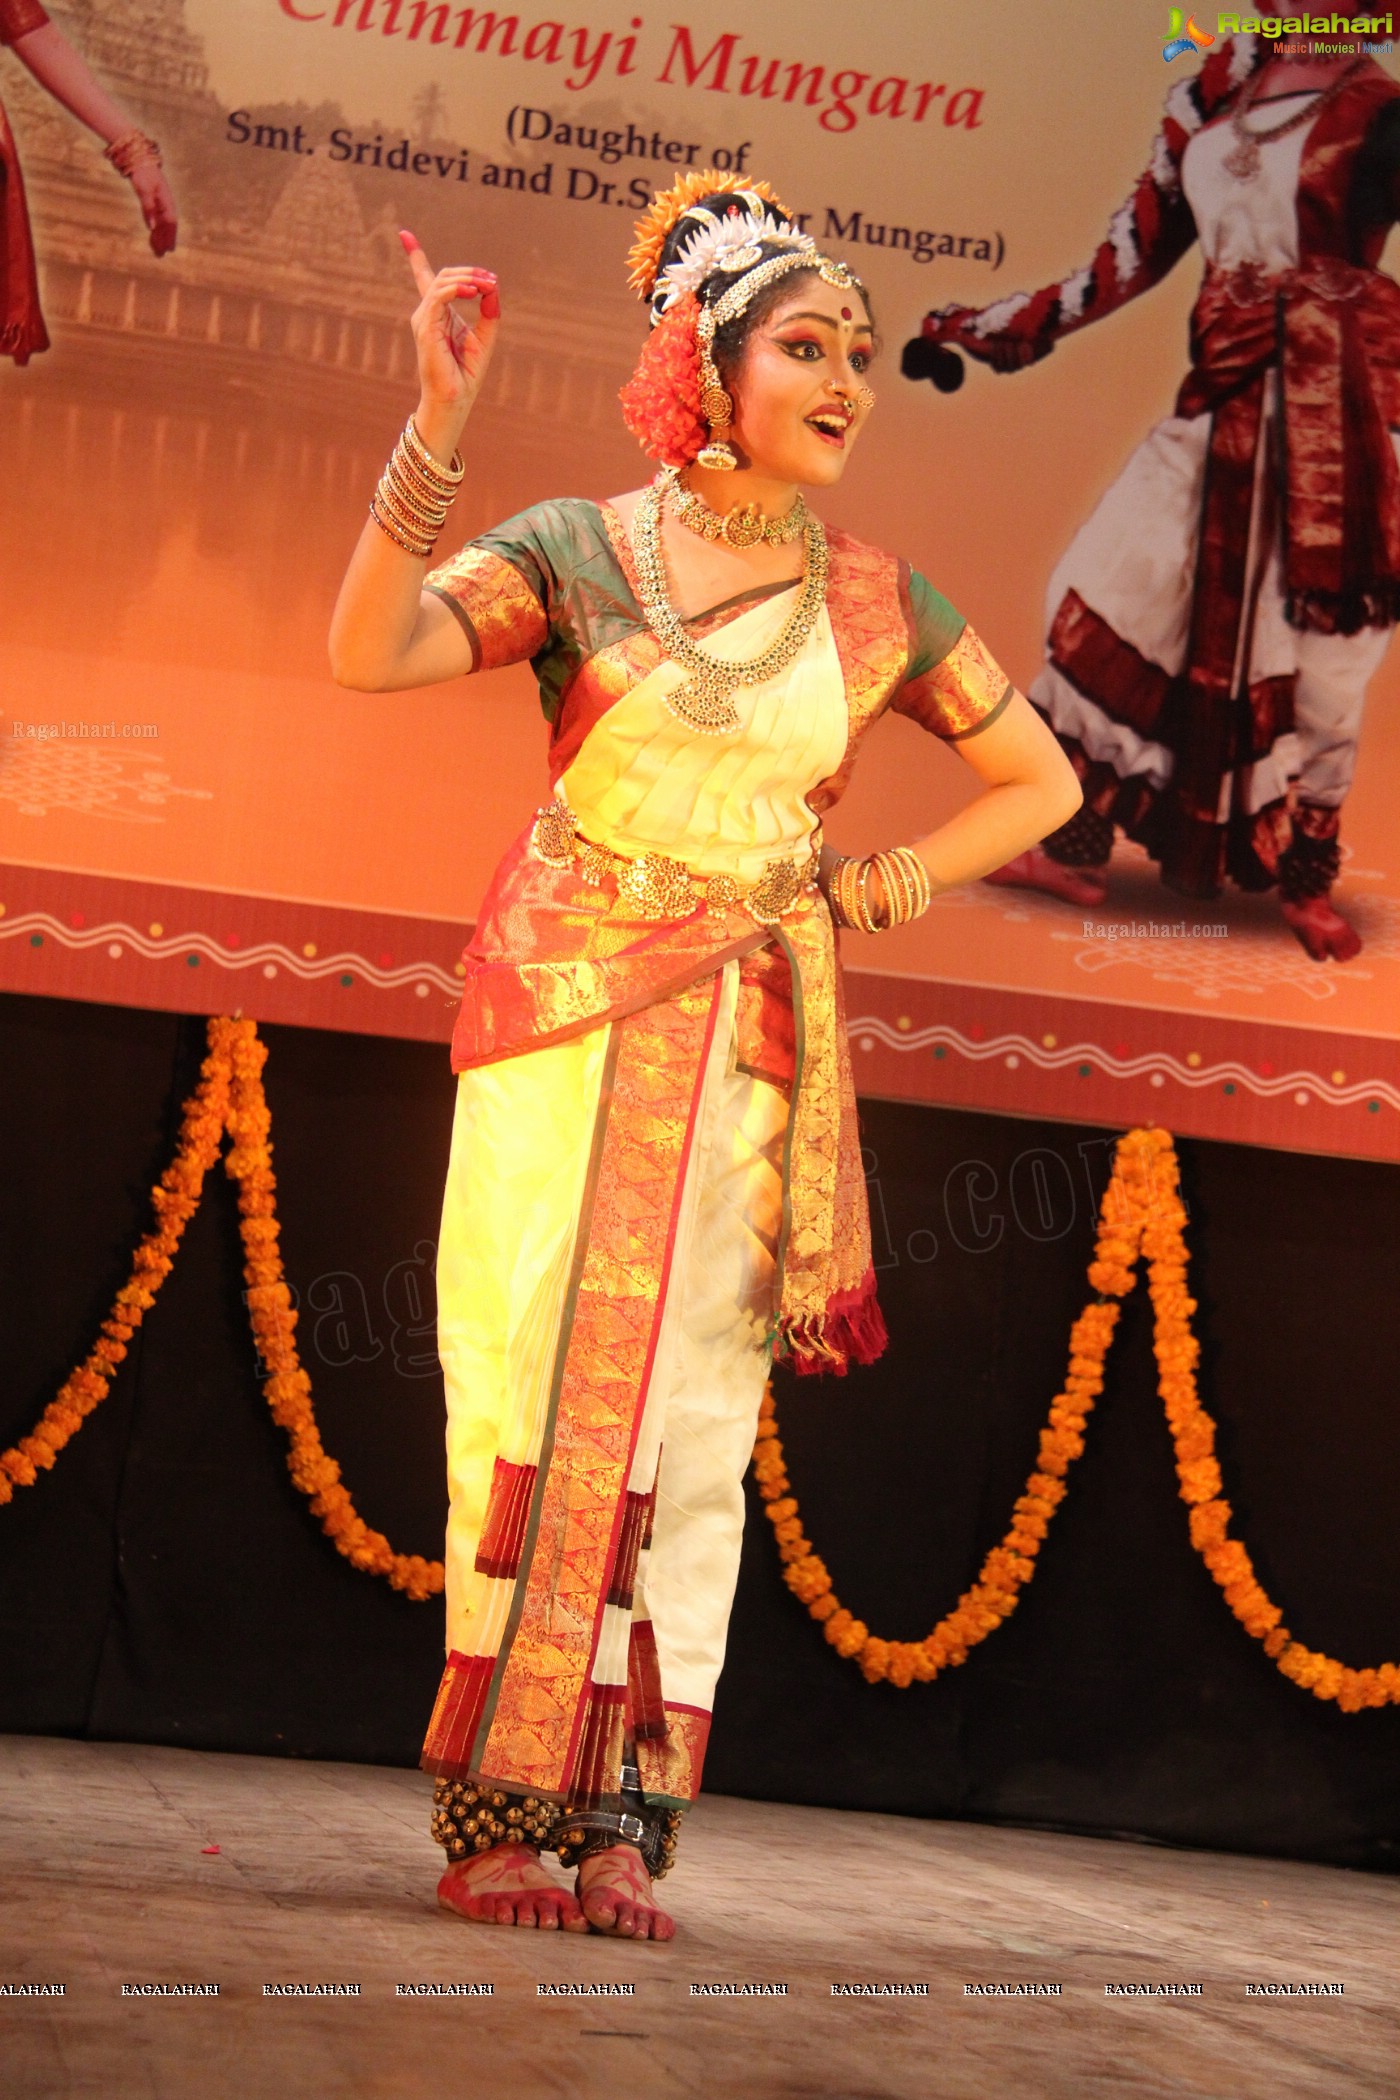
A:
1,990,1397,1870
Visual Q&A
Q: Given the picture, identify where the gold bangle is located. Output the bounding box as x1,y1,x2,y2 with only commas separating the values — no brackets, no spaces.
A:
829,856,846,929
892,844,933,920
387,442,453,514
374,476,440,550
854,857,881,936
844,858,865,932
105,128,162,179
376,504,434,558
913,849,933,917
387,443,452,513
368,492,433,559
829,856,857,930
402,416,465,490
872,854,898,932
370,499,433,559
383,454,450,530
384,451,448,516
893,848,922,923
872,849,908,928
895,850,921,923
843,858,865,933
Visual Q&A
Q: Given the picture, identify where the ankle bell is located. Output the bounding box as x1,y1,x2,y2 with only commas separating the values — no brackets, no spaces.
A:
430,1777,562,1860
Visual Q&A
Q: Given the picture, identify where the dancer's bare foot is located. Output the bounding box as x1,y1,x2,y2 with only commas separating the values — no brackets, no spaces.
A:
1280,893,1362,962
437,1845,588,1930
984,847,1109,908
576,1844,675,1941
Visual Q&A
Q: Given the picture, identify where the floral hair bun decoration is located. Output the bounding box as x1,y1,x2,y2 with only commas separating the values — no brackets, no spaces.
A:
619,169,863,466
627,168,800,327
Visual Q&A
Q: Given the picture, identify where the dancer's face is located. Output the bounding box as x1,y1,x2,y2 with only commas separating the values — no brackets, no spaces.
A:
729,277,875,488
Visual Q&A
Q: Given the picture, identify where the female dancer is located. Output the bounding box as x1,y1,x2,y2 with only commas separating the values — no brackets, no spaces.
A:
923,26,1400,961
1,0,177,364
330,171,1080,1941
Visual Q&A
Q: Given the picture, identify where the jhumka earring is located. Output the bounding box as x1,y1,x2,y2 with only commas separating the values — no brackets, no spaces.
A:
694,304,738,471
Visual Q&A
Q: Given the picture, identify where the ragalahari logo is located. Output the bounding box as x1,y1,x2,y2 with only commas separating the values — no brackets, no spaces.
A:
1163,8,1216,57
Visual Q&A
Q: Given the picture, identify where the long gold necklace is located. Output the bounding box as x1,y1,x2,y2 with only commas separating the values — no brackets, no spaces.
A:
1223,56,1366,182
632,466,828,736
671,472,807,549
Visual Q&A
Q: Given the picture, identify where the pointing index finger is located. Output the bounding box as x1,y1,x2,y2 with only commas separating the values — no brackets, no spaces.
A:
399,228,435,295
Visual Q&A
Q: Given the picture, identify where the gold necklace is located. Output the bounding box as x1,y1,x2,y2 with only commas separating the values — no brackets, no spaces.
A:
671,473,808,549
1223,56,1366,182
633,466,828,735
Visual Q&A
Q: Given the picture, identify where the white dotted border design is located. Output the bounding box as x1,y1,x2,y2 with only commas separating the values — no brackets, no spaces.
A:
0,910,463,1000
846,1014,1400,1115
5,910,1394,1114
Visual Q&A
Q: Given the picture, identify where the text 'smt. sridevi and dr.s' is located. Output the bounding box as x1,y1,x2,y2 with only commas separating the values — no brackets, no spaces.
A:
224,115,1002,265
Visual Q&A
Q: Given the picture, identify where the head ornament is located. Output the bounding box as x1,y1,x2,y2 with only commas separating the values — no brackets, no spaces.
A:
620,168,865,470
625,170,792,311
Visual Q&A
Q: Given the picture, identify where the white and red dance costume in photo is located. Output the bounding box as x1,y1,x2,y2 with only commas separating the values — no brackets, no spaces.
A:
0,0,49,364
930,39,1400,903
416,503,1009,1825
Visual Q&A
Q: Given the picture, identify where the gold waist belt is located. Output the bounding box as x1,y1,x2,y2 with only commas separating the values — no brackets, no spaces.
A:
530,798,821,926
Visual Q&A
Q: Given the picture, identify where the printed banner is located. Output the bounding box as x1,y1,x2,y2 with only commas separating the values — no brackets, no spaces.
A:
2,0,1398,1160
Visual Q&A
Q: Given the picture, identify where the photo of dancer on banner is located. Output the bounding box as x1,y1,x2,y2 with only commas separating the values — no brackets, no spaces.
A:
925,23,1400,966
1,0,176,364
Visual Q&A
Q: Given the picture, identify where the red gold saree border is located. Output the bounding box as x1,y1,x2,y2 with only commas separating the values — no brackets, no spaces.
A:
635,1704,712,1807
470,976,724,1800
421,1650,495,1778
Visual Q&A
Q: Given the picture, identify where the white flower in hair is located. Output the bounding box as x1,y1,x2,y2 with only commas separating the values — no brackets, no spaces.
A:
653,205,816,313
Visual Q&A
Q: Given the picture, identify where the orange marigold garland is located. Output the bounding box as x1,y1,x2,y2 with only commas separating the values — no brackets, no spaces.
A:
754,1286,1122,1691
223,1021,442,1602
1135,1128,1400,1713
756,1125,1400,1710
0,1024,231,1504
0,1016,443,1602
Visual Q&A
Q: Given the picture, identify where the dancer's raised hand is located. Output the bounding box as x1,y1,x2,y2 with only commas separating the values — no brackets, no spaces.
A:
399,229,500,435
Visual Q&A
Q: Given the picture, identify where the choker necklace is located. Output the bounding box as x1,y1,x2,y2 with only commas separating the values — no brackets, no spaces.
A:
633,466,828,734
672,473,807,549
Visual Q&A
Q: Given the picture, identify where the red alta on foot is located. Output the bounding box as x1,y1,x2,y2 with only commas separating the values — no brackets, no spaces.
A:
576,1845,676,1942
437,1849,589,1931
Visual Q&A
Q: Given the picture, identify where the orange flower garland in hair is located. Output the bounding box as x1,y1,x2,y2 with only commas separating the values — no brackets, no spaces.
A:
618,290,707,465
756,1126,1400,1710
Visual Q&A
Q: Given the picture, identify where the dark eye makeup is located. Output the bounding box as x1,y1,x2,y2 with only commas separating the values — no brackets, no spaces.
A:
774,335,874,370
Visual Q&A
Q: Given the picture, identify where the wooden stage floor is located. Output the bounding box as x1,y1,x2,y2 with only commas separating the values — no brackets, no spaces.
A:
1,1736,1395,2099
